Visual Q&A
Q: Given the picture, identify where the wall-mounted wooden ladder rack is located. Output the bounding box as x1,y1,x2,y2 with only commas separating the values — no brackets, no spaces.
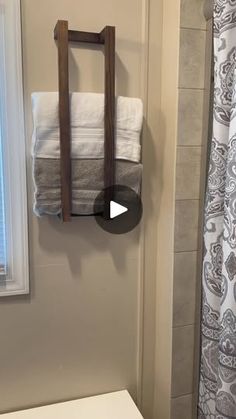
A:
54,20,115,221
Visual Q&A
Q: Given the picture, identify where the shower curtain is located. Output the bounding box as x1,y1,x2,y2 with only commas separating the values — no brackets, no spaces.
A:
198,1,236,418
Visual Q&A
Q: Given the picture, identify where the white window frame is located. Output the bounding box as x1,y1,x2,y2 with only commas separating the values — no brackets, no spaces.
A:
0,0,29,296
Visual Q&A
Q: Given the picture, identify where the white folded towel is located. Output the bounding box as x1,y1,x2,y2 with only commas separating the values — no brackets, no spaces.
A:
32,92,143,163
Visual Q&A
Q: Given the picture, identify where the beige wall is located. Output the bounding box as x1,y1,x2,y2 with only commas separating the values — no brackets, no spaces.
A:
0,0,163,417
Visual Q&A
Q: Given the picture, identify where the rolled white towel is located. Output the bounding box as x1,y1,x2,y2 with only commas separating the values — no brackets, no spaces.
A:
31,92,143,163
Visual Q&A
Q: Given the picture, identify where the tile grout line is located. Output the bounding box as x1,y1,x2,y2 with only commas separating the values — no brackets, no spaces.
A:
174,250,199,254
178,87,204,92
174,249,200,253
178,86,205,91
175,200,201,203
177,147,204,149
175,198,200,202
180,26,207,32
171,392,194,400
173,323,196,330
176,145,203,148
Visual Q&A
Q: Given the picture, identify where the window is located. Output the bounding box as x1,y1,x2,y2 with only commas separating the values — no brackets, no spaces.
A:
0,0,29,296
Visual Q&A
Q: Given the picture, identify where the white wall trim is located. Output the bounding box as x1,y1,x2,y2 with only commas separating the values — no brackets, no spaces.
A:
136,0,150,407
153,1,181,417
138,0,164,417
0,0,29,296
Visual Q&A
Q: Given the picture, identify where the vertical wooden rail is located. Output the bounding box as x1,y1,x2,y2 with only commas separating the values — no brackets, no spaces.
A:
101,26,116,218
54,20,71,222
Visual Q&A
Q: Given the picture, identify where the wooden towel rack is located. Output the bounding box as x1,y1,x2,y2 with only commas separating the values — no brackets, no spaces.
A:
54,20,115,222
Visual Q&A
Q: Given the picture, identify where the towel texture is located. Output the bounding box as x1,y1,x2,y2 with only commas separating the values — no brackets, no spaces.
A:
32,92,143,162
32,92,143,217
34,159,142,216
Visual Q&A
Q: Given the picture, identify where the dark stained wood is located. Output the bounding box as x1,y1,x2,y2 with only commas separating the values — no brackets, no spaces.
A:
54,20,71,222
55,29,104,44
54,21,116,221
100,26,116,218
68,30,103,44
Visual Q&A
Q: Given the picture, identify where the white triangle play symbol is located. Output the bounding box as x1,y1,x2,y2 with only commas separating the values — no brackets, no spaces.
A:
110,200,128,219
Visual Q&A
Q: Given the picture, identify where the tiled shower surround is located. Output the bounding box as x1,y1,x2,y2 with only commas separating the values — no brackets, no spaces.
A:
171,1,211,418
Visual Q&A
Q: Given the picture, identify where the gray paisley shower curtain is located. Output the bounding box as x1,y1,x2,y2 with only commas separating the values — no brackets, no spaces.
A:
198,1,236,418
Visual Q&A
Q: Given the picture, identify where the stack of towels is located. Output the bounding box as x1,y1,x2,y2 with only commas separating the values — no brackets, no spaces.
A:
32,92,143,216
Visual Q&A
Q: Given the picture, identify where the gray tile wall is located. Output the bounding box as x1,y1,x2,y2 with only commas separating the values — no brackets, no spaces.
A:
171,394,193,419
171,1,210,418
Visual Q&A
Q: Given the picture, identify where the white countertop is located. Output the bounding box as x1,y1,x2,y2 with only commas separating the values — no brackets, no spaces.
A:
1,390,144,419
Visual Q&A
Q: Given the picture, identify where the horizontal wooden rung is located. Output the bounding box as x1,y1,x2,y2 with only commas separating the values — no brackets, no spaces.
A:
68,30,104,44
55,29,104,44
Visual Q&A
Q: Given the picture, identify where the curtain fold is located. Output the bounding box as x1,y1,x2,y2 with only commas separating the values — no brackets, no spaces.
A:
198,1,236,418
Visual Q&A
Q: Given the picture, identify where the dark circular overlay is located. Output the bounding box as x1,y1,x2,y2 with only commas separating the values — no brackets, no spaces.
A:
94,185,143,234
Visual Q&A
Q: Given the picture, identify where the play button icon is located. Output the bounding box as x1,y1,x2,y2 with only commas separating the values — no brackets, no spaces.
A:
94,184,143,234
110,201,128,219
